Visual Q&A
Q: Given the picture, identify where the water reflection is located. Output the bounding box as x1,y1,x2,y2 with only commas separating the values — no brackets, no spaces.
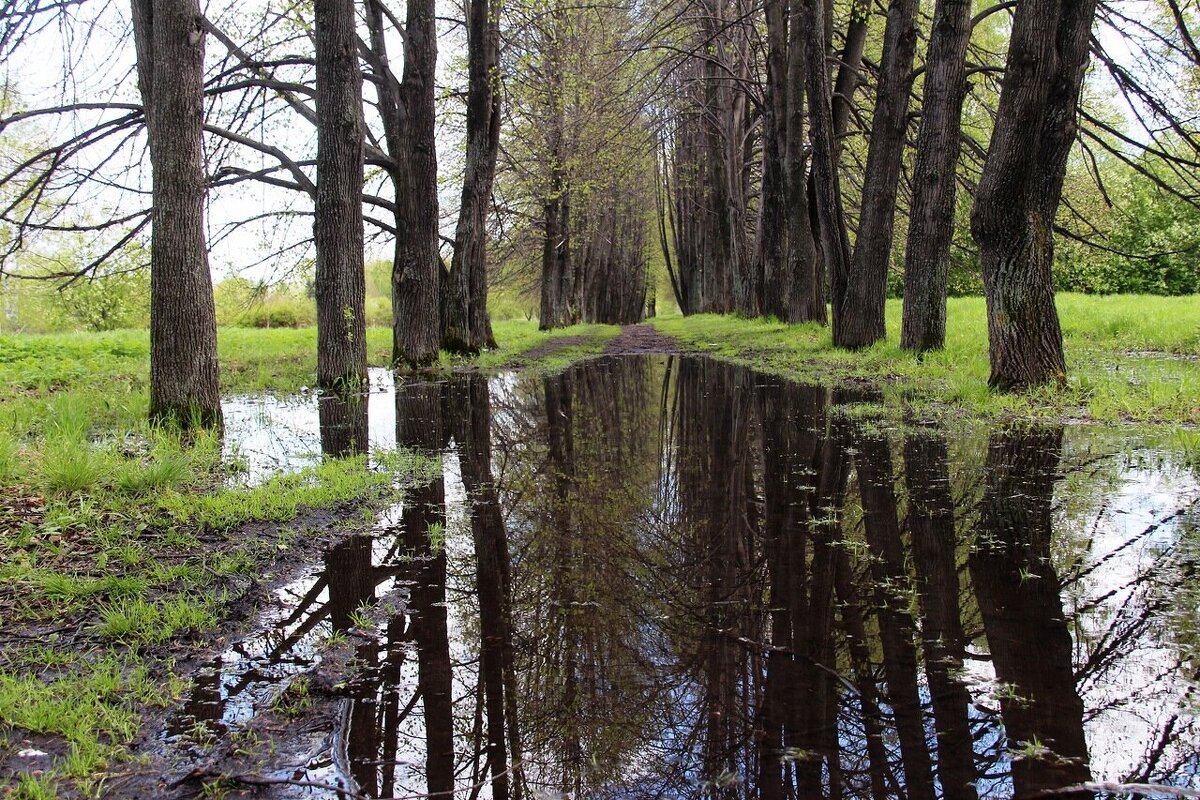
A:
178,355,1200,798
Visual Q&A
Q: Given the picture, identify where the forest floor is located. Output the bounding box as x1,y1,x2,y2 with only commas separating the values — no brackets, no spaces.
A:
0,292,1197,797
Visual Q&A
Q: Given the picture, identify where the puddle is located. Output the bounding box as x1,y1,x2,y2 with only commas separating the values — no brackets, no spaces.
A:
221,367,399,482
171,355,1200,798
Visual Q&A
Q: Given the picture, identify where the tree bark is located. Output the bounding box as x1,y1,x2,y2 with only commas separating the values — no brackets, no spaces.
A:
391,0,441,368
539,174,573,329
837,0,920,349
444,0,500,354
970,0,1097,388
132,0,222,429
900,0,973,352
804,0,853,323
313,0,367,391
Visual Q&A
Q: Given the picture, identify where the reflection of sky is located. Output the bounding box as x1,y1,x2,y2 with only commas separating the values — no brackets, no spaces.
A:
1064,461,1200,785
220,367,398,483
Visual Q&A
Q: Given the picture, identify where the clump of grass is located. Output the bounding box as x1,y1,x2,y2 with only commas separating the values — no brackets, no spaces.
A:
115,447,191,495
38,573,148,602
0,430,19,483
0,655,151,780
41,441,110,495
96,596,218,644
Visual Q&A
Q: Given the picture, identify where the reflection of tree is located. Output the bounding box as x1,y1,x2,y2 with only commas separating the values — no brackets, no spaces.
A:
511,357,664,796
905,427,978,800
969,427,1091,798
330,377,455,798
849,409,937,800
673,358,763,795
319,393,369,457
451,374,521,800
755,377,844,798
395,378,455,796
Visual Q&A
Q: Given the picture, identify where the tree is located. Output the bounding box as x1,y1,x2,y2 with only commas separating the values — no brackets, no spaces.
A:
757,0,822,324
899,0,973,352
131,0,222,428
836,0,920,349
443,0,501,353
970,0,1098,389
313,0,367,392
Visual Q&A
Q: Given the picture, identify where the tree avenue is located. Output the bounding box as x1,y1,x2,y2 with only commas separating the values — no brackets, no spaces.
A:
0,0,1197,404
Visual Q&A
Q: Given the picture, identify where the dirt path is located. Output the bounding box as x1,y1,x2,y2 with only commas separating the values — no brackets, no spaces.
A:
603,324,681,355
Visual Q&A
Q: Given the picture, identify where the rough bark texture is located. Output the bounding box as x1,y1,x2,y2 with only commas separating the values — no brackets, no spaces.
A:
391,0,441,368
313,0,367,391
970,0,1097,388
900,0,973,352
838,0,920,349
804,0,853,317
539,170,574,329
132,0,222,429
757,0,822,324
444,0,500,354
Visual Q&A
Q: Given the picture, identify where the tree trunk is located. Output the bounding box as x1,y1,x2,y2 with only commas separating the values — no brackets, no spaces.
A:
970,0,1097,388
539,175,574,329
391,0,441,368
313,0,367,391
837,0,920,349
756,0,789,320
900,0,973,352
444,0,500,354
804,0,853,322
132,0,222,429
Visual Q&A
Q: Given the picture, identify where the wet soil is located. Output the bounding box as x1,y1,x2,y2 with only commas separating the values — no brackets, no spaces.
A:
603,323,682,355
505,334,593,365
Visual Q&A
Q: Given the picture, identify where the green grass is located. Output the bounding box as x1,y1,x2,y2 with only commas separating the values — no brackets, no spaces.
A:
651,294,1200,424
0,326,455,797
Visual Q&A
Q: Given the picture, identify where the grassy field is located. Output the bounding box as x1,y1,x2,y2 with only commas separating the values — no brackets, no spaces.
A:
0,294,1195,796
651,294,1200,424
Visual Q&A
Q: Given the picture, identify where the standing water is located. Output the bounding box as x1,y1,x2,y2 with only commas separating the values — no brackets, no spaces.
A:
168,354,1200,798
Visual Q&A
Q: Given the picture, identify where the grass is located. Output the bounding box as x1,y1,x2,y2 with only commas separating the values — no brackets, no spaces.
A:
0,326,463,797
650,294,1200,425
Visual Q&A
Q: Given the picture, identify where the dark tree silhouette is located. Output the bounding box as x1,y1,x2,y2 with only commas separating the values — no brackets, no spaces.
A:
970,427,1092,796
